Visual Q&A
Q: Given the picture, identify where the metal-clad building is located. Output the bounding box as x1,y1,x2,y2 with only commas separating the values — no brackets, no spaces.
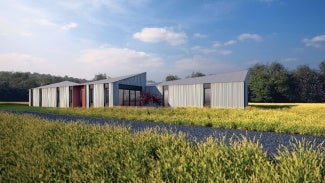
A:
84,72,146,108
29,81,82,108
29,72,146,108
152,70,248,108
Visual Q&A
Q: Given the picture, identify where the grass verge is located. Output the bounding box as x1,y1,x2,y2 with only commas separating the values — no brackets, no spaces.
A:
0,102,324,136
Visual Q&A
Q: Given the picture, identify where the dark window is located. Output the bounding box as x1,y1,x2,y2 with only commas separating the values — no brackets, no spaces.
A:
69,87,73,107
30,90,33,107
104,84,109,106
56,87,60,107
118,84,142,106
203,83,211,107
89,85,94,107
39,89,42,107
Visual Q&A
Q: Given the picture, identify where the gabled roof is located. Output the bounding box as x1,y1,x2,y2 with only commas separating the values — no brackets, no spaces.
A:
37,81,81,89
159,70,248,86
84,72,146,85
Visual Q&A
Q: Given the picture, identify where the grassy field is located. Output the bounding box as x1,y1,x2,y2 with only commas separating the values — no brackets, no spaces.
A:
0,102,324,136
0,112,324,182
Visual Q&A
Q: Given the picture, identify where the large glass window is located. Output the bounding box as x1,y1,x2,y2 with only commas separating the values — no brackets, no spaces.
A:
118,84,142,106
104,84,109,106
203,83,211,107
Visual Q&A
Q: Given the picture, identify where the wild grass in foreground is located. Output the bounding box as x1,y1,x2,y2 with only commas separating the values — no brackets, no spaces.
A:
0,103,324,136
0,112,324,182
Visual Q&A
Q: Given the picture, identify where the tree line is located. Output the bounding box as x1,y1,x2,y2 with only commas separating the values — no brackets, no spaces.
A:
0,61,324,102
0,72,87,101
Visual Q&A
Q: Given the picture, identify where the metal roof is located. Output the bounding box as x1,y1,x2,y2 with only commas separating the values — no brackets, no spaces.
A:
159,70,248,86
37,81,81,89
83,72,146,85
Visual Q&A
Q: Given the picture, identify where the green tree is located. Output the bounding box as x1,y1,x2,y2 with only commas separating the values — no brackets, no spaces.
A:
93,73,108,81
248,62,292,102
165,75,180,81
189,71,205,78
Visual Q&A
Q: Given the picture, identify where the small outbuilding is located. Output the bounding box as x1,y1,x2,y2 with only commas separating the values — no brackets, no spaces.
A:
29,72,146,108
151,70,248,108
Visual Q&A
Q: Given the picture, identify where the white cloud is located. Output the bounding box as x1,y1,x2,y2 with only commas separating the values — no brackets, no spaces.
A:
238,33,262,41
61,22,78,31
213,41,222,47
303,35,325,48
133,27,187,46
193,33,207,38
224,39,237,46
0,52,47,71
192,46,232,55
77,47,163,76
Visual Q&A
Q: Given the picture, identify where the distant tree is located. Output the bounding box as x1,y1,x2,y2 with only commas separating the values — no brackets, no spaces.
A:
292,65,325,102
320,60,325,78
93,73,108,81
189,71,205,78
165,75,180,81
248,64,272,102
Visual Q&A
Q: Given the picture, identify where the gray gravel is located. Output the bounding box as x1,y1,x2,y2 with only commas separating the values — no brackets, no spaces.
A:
9,111,325,158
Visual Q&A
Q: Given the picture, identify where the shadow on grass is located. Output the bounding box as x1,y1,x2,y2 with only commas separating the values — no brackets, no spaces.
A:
249,104,298,110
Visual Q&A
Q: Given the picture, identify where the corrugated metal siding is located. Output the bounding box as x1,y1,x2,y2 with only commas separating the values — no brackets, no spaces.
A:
32,88,39,107
86,85,89,108
59,86,69,108
93,84,104,107
41,88,57,107
211,82,245,108
168,84,203,107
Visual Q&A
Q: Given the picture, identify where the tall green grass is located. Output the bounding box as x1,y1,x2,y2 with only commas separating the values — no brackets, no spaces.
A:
0,112,324,182
0,103,324,136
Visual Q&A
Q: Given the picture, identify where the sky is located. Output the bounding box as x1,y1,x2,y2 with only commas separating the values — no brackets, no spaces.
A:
0,0,325,82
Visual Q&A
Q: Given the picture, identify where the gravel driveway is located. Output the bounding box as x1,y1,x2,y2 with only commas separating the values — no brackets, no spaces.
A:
9,111,325,158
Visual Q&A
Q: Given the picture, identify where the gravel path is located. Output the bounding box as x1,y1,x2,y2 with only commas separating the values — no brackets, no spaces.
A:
8,111,325,158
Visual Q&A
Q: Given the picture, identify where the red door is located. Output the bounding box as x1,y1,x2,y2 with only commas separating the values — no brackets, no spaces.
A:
81,87,86,108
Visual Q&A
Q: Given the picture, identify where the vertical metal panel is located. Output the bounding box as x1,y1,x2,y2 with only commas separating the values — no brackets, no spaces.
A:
145,86,162,97
41,87,57,107
211,82,245,108
32,88,39,107
59,86,69,108
86,85,89,108
109,83,114,107
93,84,104,107
168,84,203,107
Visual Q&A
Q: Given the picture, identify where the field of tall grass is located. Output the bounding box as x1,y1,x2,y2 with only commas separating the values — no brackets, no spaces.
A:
0,112,324,182
0,103,324,136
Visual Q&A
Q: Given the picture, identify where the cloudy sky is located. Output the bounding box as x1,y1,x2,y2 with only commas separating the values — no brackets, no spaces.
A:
0,0,325,81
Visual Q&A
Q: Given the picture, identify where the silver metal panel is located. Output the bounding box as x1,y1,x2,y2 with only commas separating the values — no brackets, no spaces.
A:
59,86,69,108
29,89,31,106
41,88,57,107
86,85,89,108
93,84,104,107
211,82,245,108
32,88,39,107
168,84,203,107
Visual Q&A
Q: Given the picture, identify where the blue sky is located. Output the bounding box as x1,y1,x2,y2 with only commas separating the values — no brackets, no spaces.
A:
0,0,325,81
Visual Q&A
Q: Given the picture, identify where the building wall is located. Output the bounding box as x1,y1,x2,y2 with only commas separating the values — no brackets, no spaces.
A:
112,73,146,106
32,88,40,107
59,86,70,108
93,84,105,107
29,89,32,106
168,84,204,107
41,87,57,107
211,82,245,108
